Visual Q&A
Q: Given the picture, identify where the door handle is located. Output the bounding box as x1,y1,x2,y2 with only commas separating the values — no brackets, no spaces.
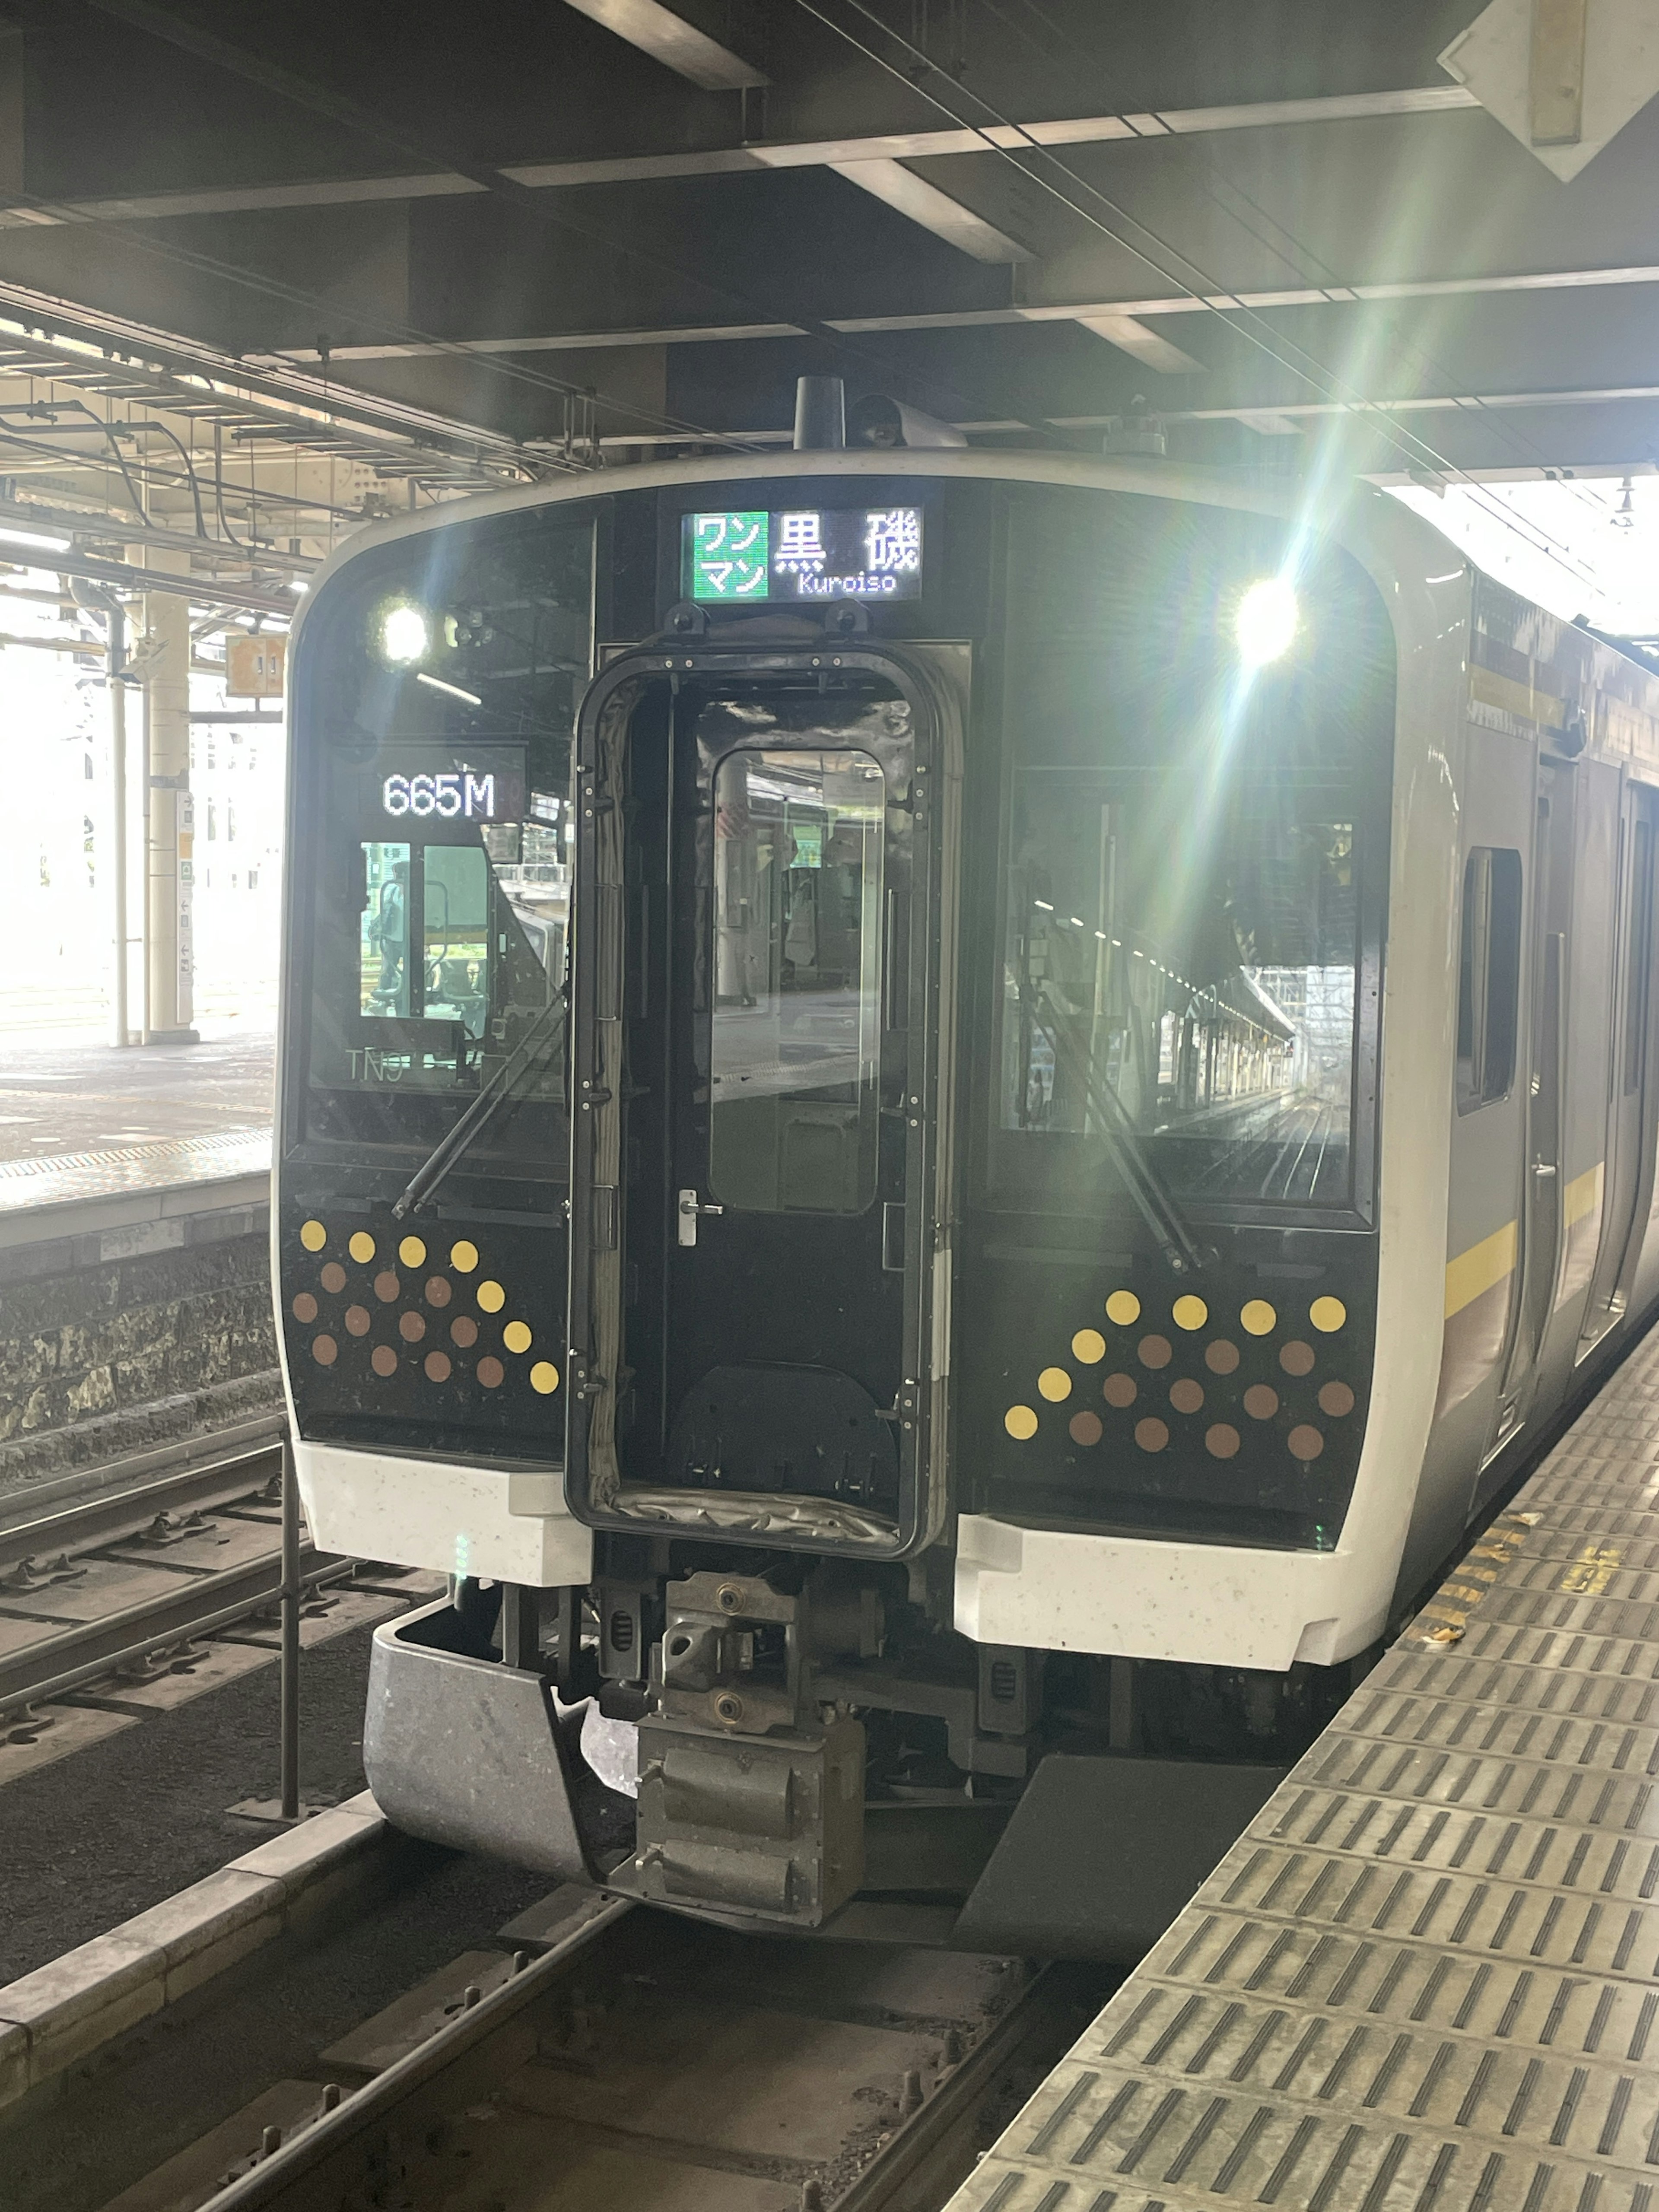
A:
1533,1163,1557,1178
677,1187,724,1247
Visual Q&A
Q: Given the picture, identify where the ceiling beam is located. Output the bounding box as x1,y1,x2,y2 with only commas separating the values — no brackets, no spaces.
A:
559,0,766,91
826,159,1030,262
0,83,1479,232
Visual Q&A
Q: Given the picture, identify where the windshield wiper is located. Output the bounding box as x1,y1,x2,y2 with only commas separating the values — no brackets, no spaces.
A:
391,995,566,1221
1015,970,1209,1278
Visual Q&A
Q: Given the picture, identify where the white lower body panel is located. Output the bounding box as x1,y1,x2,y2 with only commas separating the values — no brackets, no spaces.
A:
294,1440,594,1587
953,1513,1391,1671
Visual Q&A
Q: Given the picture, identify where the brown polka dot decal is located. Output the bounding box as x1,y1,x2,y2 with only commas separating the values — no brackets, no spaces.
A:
399,1311,426,1343
292,1292,317,1324
1135,1417,1169,1452
320,1262,346,1294
1103,1372,1137,1408
1319,1380,1355,1417
1204,1339,1239,1375
311,1334,337,1367
451,1315,479,1348
1288,1424,1325,1461
344,1305,371,1338
1068,1410,1103,1446
425,1277,451,1307
1138,1335,1172,1370
1280,1340,1315,1377
477,1356,505,1388
424,1351,452,1383
370,1344,398,1378
1243,1383,1279,1420
1169,1378,1205,1415
374,1270,400,1303
1206,1424,1240,1459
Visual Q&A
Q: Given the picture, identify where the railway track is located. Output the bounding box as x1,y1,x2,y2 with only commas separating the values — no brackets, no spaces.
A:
86,1887,1106,2212
0,1437,423,1734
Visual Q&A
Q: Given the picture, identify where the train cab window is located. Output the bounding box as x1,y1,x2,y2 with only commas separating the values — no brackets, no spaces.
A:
294,511,593,1165
1456,845,1522,1113
709,747,886,1213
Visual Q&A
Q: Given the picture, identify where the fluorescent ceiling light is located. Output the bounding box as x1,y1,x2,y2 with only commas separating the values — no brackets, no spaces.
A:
0,522,71,553
561,0,766,90
417,671,482,707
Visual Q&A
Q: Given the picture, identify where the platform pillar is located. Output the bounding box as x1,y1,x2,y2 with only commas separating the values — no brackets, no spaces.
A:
140,550,197,1044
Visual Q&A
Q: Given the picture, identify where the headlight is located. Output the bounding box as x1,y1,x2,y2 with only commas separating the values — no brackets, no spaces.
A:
1235,577,1298,667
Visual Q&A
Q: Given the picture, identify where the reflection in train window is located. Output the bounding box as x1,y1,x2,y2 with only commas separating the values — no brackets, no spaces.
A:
709,747,886,1213
1456,846,1522,1114
998,769,1360,1206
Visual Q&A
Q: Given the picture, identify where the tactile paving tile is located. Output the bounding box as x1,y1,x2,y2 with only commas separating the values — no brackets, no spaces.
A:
0,1128,270,1211
946,1332,1659,2212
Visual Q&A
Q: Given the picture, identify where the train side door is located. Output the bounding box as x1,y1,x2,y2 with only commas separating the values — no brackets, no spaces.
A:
1495,759,1574,1436
1580,779,1659,1351
566,642,963,1560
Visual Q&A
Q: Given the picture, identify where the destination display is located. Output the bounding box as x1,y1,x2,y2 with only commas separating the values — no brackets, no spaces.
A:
367,747,526,835
685,506,924,604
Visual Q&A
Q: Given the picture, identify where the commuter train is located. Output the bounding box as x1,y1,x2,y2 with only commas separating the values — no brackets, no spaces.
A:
273,397,1659,1958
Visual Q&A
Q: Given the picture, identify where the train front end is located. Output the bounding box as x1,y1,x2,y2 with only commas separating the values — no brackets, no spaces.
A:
274,452,1440,1958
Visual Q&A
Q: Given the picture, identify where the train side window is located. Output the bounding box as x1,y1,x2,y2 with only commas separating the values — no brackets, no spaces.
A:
1456,846,1522,1113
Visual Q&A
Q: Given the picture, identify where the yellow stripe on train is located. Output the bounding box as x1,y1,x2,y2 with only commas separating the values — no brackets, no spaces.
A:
1564,1160,1604,1229
1445,1219,1517,1319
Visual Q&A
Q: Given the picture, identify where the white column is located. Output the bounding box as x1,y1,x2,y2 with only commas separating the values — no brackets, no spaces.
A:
141,551,197,1043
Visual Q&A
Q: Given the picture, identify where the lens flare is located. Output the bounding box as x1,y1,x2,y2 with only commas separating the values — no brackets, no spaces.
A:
380,604,429,664
1235,577,1298,667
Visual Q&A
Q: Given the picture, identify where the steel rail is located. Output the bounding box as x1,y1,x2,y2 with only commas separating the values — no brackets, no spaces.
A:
0,1437,285,1576
200,1895,636,2212
0,1541,353,1720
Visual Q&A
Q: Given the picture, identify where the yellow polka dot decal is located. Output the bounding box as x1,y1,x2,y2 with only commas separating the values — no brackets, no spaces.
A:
348,1231,376,1265
1004,1404,1038,1440
529,1361,560,1395
1038,1366,1072,1402
1240,1298,1277,1336
1071,1328,1106,1364
450,1240,479,1273
477,1279,506,1314
1106,1289,1141,1326
503,1320,532,1354
398,1235,427,1268
1172,1294,1208,1332
299,1219,327,1252
1310,1296,1348,1333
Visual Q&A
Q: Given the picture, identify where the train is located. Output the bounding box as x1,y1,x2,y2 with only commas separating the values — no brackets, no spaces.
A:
273,382,1659,1959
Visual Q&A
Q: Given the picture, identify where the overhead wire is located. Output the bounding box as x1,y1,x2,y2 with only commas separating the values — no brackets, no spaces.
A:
794,0,1610,594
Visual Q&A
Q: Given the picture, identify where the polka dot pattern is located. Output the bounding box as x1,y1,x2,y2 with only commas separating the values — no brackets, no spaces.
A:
503,1320,533,1355
1240,1298,1276,1336
374,1271,400,1303
1138,1335,1172,1370
451,1315,478,1348
1069,1410,1103,1446
477,1279,505,1314
1169,1377,1204,1416
1005,1405,1038,1440
424,1351,452,1383
349,1231,376,1265
1105,1289,1141,1325
300,1219,327,1252
450,1240,479,1273
1171,1294,1208,1332
291,1292,317,1324
1288,1424,1325,1461
344,1305,371,1338
426,1277,451,1307
1071,1328,1106,1364
1205,1340,1239,1375
1103,1372,1137,1408
1243,1384,1279,1420
1135,1417,1168,1452
530,1362,559,1395
320,1262,346,1294
1319,1380,1356,1417
1206,1424,1240,1459
477,1357,505,1389
399,1235,427,1269
1309,1295,1347,1333
371,1344,398,1377
311,1334,337,1366
1279,1340,1315,1377
1038,1366,1071,1402
399,1311,426,1343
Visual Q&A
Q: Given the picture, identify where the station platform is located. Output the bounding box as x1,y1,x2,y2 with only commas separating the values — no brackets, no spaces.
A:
0,1028,272,1214
950,1328,1659,2212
